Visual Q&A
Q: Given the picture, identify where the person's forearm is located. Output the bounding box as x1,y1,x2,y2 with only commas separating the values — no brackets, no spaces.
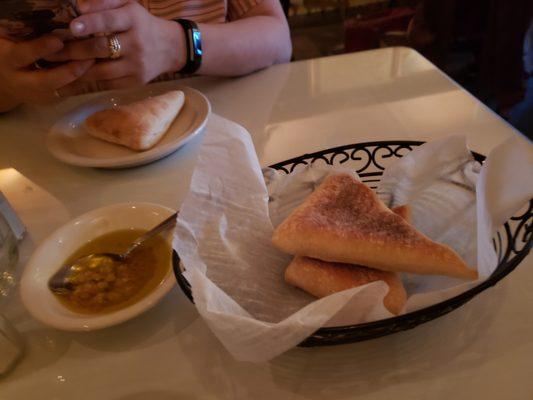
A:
196,16,291,77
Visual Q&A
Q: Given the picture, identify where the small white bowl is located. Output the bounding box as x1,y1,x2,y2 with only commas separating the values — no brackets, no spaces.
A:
20,202,176,331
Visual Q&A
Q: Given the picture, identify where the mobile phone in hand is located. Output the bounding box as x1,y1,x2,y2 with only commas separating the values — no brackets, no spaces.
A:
0,0,80,41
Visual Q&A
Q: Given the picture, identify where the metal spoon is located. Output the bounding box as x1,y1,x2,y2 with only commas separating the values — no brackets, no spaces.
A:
48,212,178,294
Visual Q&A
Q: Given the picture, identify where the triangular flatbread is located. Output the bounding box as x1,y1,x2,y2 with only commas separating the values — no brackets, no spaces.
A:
84,90,185,151
285,205,411,315
285,257,407,315
273,174,477,280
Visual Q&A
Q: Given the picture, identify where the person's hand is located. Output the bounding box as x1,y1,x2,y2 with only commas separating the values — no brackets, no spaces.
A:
46,0,186,91
0,36,94,110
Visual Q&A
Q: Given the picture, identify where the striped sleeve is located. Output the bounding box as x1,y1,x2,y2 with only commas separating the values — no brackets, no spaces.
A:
227,0,263,20
146,0,226,23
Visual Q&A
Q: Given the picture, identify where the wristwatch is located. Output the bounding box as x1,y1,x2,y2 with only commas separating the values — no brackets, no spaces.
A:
176,19,202,75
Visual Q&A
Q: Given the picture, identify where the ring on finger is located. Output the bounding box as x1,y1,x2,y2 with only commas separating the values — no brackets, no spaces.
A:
107,34,122,60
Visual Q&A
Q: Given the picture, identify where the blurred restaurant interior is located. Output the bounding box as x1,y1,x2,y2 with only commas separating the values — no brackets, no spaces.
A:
288,0,533,139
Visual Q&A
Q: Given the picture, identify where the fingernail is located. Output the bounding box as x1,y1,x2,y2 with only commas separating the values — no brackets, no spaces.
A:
71,21,85,34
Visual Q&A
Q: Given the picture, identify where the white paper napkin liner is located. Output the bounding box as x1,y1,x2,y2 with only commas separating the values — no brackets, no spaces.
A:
476,136,533,276
407,136,532,311
189,266,390,362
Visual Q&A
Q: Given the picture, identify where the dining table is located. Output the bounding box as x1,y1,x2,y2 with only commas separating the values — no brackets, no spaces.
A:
0,46,531,400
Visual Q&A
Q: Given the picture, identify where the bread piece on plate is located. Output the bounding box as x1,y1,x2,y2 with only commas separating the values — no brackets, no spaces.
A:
284,205,411,315
272,174,477,280
84,90,185,151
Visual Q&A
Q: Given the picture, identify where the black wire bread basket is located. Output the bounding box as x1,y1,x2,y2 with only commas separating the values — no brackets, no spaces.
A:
173,140,532,347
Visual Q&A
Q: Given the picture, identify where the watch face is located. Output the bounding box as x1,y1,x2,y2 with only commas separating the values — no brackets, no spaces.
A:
192,28,202,56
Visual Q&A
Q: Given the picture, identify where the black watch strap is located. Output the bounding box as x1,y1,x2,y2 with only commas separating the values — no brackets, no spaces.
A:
176,19,202,75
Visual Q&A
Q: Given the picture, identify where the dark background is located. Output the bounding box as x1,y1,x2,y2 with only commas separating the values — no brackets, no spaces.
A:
287,0,533,139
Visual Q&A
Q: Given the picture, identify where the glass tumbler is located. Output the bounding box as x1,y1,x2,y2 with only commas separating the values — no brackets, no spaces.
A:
0,212,18,299
0,212,22,375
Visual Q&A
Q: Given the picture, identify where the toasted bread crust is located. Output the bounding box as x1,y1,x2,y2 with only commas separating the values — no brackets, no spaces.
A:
283,204,411,315
273,174,477,280
285,256,407,314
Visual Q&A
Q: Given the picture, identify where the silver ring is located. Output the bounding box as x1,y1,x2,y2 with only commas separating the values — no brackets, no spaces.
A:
107,34,122,59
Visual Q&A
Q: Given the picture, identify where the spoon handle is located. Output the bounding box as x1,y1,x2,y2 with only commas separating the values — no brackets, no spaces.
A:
123,212,178,258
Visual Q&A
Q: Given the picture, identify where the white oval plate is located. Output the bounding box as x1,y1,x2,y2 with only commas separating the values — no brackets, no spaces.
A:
47,85,210,168
20,202,176,331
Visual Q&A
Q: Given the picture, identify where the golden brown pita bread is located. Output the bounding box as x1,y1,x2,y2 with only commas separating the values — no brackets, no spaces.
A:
390,204,410,222
84,90,185,151
285,256,407,315
273,174,477,280
284,205,410,315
